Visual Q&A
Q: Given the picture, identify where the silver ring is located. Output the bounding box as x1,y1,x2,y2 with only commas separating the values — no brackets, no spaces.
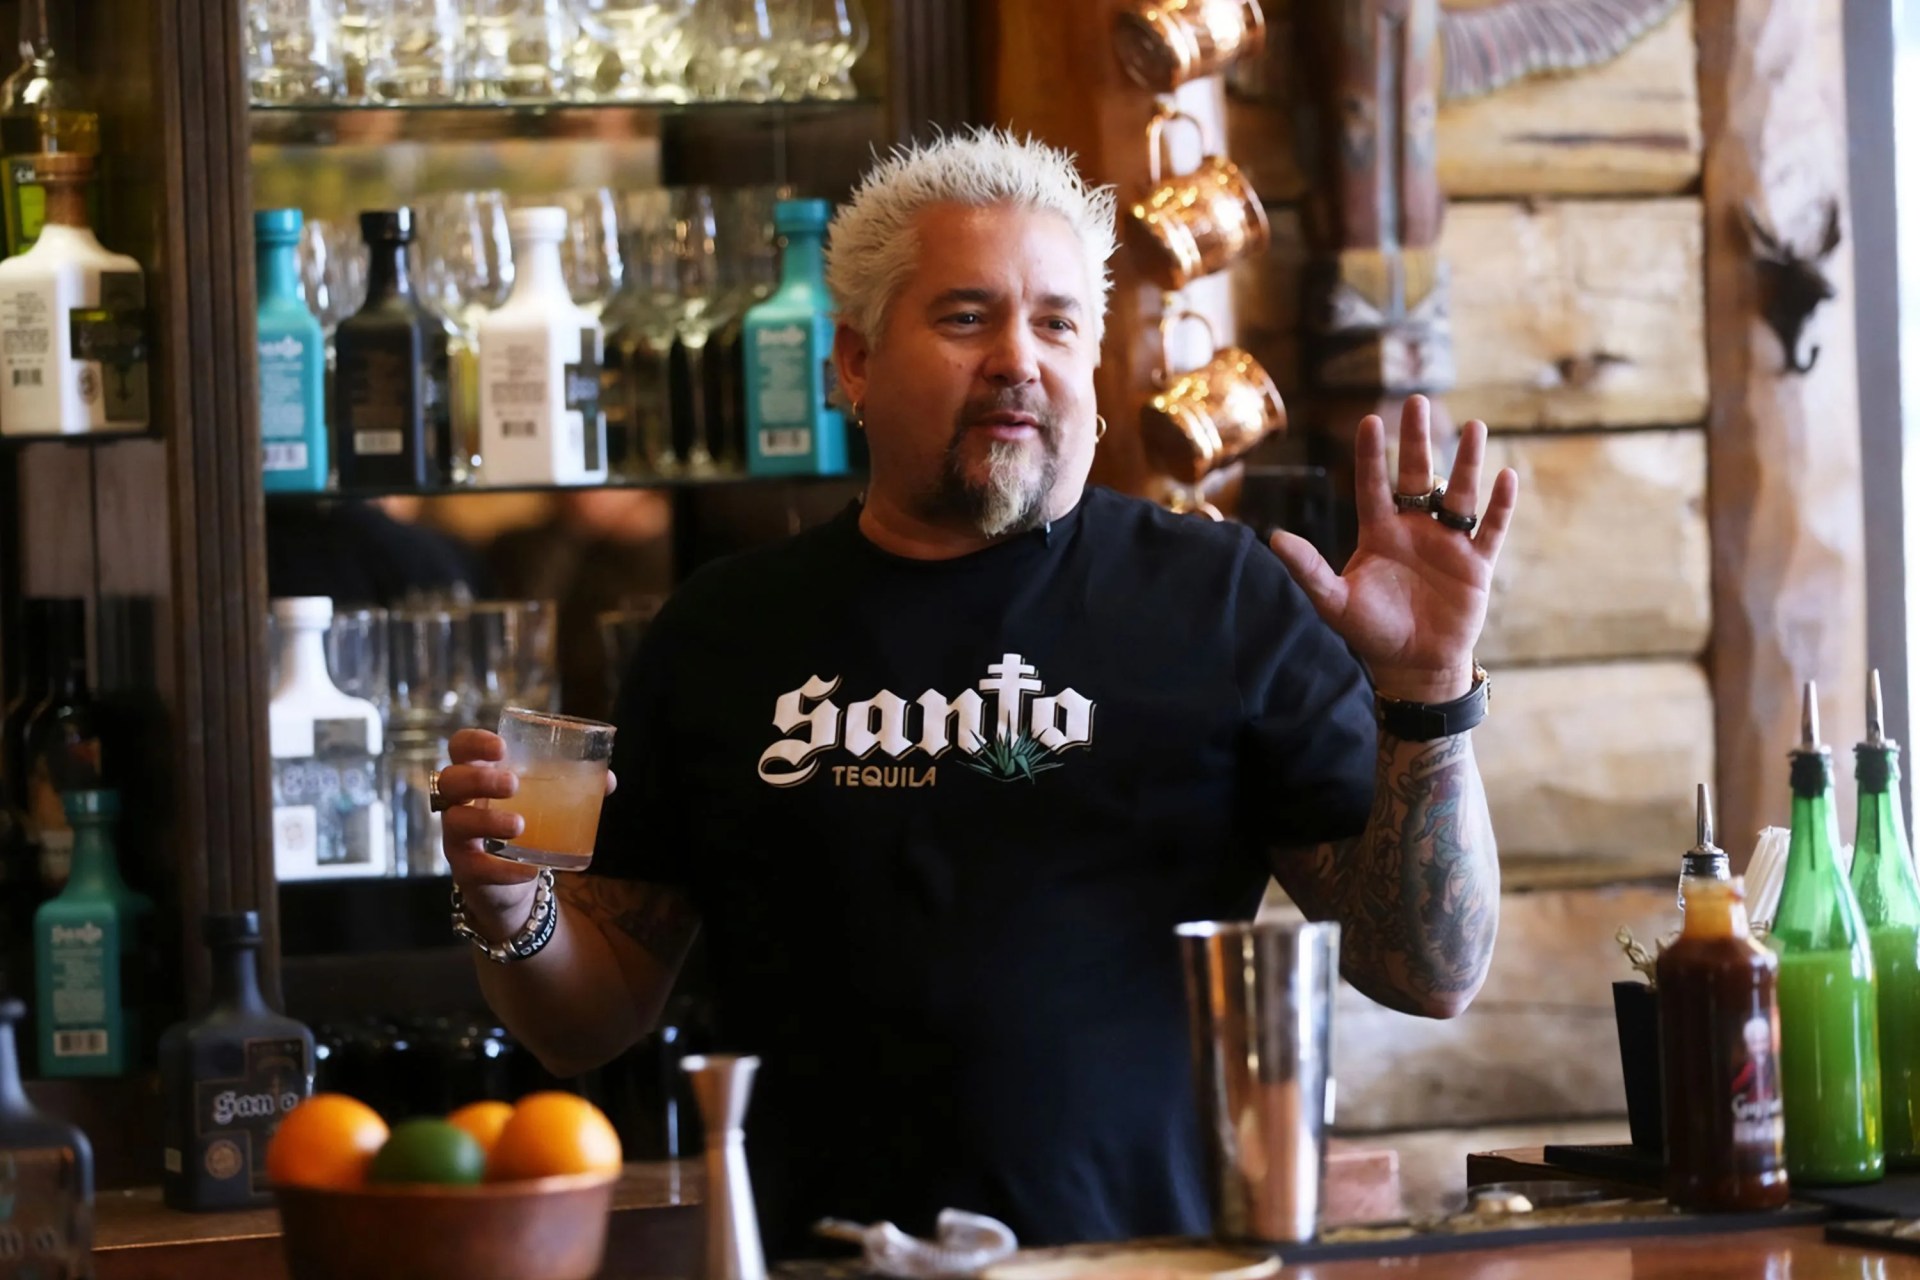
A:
1393,477,1446,514
1434,505,1479,535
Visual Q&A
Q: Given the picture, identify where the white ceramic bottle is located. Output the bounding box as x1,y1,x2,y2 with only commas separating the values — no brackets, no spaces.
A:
477,206,608,486
0,152,148,436
268,597,390,881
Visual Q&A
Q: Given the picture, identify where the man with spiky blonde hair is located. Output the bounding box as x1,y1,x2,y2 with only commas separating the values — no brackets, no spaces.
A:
435,128,1518,1254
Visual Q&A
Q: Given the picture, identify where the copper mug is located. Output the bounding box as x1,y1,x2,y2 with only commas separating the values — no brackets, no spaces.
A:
1127,110,1271,291
1142,310,1286,485
1113,0,1267,93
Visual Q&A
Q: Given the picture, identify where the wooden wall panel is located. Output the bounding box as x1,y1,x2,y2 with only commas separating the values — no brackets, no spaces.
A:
1700,0,1868,853
1232,199,1709,431
1226,1,1701,202
1479,431,1710,665
1330,885,1675,1130
1476,660,1713,885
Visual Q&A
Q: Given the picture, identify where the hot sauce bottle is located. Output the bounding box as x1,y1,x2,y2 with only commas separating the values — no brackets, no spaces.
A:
1656,783,1791,1211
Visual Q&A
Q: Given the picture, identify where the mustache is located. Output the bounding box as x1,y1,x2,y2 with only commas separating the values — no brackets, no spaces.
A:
956,393,1059,437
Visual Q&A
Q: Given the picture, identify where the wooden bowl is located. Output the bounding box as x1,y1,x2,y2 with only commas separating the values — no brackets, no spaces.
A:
274,1171,620,1280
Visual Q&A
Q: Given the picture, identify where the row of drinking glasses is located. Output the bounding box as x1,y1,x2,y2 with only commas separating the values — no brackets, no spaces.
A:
248,0,868,106
296,185,783,478
274,598,562,742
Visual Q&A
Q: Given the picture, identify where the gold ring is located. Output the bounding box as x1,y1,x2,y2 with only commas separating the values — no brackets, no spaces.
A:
429,768,449,813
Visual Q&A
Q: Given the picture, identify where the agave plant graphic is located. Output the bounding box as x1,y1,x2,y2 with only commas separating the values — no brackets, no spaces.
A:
961,732,1065,783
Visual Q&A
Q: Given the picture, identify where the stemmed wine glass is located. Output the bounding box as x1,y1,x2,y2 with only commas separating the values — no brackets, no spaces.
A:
552,188,625,319
607,189,687,474
667,186,723,474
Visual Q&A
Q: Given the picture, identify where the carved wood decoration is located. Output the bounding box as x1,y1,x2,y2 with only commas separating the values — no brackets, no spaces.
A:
1286,0,1686,445
1699,0,1868,855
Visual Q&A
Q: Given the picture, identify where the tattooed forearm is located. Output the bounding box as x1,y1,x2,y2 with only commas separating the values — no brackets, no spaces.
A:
1276,732,1499,1018
558,874,701,968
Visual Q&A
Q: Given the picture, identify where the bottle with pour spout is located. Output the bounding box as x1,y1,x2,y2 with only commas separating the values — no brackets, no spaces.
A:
1849,669,1920,1166
1770,681,1883,1183
1657,784,1790,1211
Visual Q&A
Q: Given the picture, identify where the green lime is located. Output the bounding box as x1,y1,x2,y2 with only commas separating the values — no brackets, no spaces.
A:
367,1118,486,1186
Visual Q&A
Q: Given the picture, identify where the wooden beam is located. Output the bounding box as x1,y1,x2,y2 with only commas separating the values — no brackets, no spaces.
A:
1227,1,1702,202
1699,0,1868,853
1232,200,1709,431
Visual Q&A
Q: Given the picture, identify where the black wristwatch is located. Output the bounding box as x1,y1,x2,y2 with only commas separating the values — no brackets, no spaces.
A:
1374,666,1491,741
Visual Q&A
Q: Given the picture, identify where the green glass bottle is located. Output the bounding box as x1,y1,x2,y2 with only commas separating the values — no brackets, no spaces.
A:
1770,680,1884,1183
1849,669,1920,1167
32,790,152,1077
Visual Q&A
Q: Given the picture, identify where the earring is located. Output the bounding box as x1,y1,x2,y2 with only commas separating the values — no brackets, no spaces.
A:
850,400,866,430
1094,414,1108,443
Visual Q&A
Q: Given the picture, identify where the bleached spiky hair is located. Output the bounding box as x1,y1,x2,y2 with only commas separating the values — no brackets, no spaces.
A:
824,127,1120,348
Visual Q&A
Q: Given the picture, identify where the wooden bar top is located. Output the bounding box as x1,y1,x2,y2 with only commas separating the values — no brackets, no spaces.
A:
91,1161,703,1280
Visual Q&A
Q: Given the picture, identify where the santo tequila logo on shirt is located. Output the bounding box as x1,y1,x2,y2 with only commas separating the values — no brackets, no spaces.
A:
757,653,1095,789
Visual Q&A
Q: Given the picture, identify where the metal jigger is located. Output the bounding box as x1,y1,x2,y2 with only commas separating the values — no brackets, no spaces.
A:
682,1054,766,1280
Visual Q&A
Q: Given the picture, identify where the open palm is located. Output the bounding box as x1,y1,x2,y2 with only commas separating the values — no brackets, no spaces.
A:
1269,396,1520,704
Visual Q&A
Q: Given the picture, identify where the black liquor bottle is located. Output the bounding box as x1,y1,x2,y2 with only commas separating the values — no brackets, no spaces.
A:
158,912,314,1210
0,996,94,1276
334,209,450,491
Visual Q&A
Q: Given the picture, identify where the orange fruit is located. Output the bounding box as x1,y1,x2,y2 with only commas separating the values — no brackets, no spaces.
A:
484,1092,622,1181
266,1094,390,1190
447,1100,514,1155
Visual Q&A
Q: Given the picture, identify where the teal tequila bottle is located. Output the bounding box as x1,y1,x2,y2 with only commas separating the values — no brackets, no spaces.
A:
32,789,152,1077
255,208,327,492
743,198,847,478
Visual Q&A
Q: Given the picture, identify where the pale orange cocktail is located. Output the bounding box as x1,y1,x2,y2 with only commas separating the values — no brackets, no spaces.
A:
490,708,616,871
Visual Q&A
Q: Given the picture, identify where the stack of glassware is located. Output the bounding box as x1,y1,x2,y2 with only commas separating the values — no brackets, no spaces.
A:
269,595,559,878
247,0,869,106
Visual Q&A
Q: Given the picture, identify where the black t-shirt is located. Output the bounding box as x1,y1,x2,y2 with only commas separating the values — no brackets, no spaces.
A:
591,485,1376,1255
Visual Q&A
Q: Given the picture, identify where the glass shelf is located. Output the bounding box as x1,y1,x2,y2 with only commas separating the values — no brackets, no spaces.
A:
248,97,883,145
263,470,863,502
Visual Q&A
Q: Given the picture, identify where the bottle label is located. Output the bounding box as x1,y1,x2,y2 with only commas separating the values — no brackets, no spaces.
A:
5,155,44,253
46,915,113,1063
565,327,602,473
759,428,811,458
259,333,316,466
273,804,318,869
483,336,549,447
0,1146,93,1272
751,322,811,430
191,1036,312,1196
70,270,151,426
1730,1011,1786,1152
0,278,58,428
341,347,414,459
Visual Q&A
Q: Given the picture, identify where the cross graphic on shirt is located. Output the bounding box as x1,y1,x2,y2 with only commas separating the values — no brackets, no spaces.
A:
979,654,1043,742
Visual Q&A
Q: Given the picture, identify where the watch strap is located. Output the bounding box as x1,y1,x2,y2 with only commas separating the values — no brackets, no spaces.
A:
1375,666,1491,741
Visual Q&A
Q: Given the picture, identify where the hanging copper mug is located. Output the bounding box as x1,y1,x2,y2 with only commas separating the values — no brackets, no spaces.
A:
1142,309,1286,485
1113,0,1267,93
1126,109,1271,291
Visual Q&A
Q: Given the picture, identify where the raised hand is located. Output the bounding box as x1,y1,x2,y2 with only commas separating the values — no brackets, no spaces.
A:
1268,395,1520,704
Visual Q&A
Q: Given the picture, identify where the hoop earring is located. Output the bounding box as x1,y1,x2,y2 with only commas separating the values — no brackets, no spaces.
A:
1094,414,1108,443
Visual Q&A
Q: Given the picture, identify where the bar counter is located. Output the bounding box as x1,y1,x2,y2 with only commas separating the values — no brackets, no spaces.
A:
91,1161,702,1280
87,1147,1920,1279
